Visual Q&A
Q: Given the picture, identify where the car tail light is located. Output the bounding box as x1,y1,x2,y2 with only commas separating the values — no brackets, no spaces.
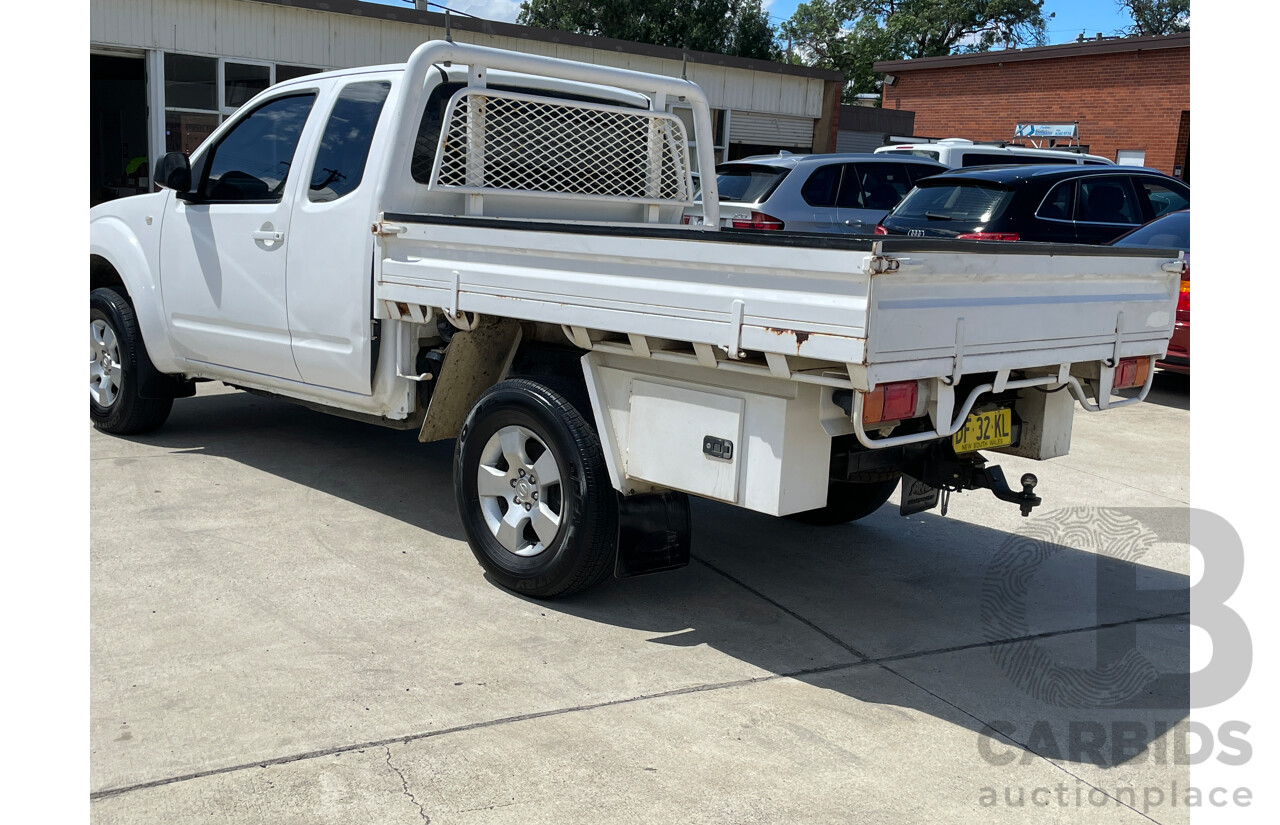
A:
731,211,784,230
874,224,888,235
681,215,692,225
862,381,919,425
1114,357,1151,390
956,232,1020,241
1177,273,1190,314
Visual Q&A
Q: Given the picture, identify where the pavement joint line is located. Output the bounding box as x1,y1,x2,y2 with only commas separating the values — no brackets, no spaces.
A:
870,659,1164,824
87,609,1188,803
691,554,1181,824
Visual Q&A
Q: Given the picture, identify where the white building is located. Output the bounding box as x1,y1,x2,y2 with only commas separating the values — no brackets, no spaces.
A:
90,0,843,204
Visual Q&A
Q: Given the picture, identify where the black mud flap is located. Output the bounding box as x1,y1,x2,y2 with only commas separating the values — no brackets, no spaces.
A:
614,491,691,578
899,475,940,516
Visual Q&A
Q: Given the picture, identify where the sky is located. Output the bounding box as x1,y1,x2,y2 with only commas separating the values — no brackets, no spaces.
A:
365,1,1137,46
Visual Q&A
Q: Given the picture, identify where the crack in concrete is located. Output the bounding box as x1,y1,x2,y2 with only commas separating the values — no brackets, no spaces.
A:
385,746,430,824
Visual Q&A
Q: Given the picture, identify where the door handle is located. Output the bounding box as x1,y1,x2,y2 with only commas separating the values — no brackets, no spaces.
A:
844,220,862,227
252,230,284,241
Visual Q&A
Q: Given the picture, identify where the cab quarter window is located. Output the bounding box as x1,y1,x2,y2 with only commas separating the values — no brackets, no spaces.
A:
202,93,316,202
309,81,392,203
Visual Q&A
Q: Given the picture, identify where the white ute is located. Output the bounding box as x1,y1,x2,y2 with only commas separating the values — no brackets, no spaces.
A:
89,41,1185,598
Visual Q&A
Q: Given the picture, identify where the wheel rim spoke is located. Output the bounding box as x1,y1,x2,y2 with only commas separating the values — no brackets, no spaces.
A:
476,465,510,498
498,427,532,472
532,450,560,488
494,505,528,553
530,504,561,547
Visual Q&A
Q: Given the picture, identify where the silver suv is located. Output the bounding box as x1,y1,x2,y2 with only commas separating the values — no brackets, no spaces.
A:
687,153,948,234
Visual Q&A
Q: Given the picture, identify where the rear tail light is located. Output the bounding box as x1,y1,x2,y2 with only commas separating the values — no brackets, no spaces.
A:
681,215,692,225
1114,357,1151,390
862,381,919,425
731,211,785,230
874,224,888,235
956,232,1020,241
1177,275,1190,314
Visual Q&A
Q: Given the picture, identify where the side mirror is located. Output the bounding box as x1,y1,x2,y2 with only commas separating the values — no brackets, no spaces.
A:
154,152,193,194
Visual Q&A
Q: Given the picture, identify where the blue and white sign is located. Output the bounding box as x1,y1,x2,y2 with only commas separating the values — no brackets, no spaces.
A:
1014,123,1078,139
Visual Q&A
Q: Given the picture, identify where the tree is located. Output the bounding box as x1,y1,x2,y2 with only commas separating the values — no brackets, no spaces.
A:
517,0,780,61
1116,1,1189,36
781,0,1048,100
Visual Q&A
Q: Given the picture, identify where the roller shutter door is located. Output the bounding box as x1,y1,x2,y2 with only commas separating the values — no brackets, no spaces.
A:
730,111,815,149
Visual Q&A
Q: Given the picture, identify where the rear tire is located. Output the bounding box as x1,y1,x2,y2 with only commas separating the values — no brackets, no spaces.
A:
454,379,618,599
90,288,173,435
786,477,900,526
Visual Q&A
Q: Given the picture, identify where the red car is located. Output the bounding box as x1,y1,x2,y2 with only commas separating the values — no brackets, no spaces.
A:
1111,210,1190,373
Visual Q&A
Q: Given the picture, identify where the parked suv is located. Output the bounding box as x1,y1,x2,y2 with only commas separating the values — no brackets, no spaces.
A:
876,165,1189,244
685,153,947,234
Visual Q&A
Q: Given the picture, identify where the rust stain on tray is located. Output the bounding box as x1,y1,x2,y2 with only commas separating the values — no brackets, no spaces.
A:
765,327,811,354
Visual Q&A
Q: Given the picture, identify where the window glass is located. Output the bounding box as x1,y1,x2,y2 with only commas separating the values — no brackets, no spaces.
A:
203,93,315,201
714,165,788,202
308,81,392,203
1037,180,1075,220
1078,177,1141,224
225,63,271,109
893,183,1014,223
907,163,945,185
800,164,842,207
1112,211,1190,251
164,53,217,111
276,64,321,82
1137,179,1190,218
854,162,914,210
165,110,219,154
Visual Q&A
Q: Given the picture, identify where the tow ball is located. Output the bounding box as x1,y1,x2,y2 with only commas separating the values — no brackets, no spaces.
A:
976,465,1042,517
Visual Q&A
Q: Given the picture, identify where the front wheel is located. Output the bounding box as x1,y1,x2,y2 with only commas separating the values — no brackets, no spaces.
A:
786,476,901,526
90,288,173,435
454,379,619,599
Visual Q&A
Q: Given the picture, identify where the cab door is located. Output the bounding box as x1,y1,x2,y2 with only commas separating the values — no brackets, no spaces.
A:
158,90,319,379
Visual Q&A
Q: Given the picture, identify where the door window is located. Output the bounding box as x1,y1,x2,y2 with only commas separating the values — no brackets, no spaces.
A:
851,162,915,210
1077,177,1141,225
308,81,392,203
200,93,316,202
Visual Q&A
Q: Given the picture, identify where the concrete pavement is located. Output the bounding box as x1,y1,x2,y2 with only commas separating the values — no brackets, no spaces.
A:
90,374,1192,823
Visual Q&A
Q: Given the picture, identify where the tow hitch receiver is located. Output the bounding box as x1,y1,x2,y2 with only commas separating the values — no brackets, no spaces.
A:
892,444,1043,517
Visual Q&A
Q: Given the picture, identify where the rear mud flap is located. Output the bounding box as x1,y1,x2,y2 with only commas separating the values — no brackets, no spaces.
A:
614,491,691,578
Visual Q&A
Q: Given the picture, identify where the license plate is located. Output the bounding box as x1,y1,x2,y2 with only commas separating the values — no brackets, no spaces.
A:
952,408,1013,453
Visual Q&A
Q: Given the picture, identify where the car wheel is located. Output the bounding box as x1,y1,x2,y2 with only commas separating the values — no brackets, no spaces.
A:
786,477,900,526
90,288,173,435
454,379,618,598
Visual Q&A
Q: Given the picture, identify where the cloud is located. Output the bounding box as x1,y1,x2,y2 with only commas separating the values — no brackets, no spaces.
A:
447,0,523,23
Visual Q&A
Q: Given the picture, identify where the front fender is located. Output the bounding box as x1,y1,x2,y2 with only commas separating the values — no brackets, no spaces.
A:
89,194,182,373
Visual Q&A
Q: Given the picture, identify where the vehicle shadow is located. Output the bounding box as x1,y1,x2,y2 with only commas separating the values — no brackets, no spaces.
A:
114,387,1190,771
1145,370,1190,410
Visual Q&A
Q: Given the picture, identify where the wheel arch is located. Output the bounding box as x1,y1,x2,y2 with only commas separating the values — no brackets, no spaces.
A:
89,215,180,373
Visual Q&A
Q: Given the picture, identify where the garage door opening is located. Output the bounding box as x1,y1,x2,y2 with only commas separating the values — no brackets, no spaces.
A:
91,54,149,206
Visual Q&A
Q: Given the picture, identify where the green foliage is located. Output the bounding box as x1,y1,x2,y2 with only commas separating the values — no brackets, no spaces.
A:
781,0,1048,100
517,0,780,61
1116,1,1189,36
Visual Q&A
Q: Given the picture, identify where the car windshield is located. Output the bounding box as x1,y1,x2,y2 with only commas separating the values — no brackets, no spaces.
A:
714,165,789,203
1112,211,1190,251
891,182,1014,222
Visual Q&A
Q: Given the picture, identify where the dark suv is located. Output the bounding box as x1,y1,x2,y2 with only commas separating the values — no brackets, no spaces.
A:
876,165,1190,244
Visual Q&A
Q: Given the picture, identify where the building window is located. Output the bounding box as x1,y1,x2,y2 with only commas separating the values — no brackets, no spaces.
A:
162,53,328,155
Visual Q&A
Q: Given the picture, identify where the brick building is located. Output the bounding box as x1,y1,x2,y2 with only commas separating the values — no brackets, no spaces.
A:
874,33,1189,179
